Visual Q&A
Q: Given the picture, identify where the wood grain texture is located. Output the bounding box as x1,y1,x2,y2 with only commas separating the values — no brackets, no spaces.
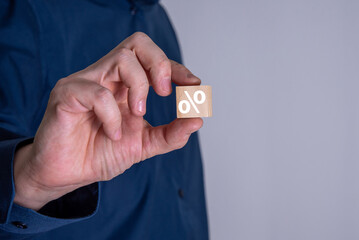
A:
176,85,212,118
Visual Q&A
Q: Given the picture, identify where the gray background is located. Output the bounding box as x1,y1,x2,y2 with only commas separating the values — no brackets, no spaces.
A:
162,0,359,239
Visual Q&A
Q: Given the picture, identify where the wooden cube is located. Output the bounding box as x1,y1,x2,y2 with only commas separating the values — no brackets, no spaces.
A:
176,85,212,118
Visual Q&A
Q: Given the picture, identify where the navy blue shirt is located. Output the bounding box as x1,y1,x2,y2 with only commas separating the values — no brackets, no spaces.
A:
0,0,208,239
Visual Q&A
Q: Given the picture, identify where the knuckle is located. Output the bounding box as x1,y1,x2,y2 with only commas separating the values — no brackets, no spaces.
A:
105,111,121,125
55,77,67,86
157,57,171,70
50,82,77,113
115,47,134,62
52,78,66,91
95,87,112,103
131,32,149,43
137,78,149,89
49,88,58,101
50,78,68,100
130,80,149,98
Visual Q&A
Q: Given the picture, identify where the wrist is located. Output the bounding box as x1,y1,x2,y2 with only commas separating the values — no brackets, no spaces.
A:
13,144,50,211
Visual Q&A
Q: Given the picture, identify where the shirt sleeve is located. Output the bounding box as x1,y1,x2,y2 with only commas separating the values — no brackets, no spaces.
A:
0,1,100,238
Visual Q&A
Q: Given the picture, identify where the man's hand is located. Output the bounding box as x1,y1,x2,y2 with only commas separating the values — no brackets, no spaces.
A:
13,32,203,211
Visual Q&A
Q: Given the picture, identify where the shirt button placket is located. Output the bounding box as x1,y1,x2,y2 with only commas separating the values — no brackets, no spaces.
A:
178,188,184,199
130,5,137,15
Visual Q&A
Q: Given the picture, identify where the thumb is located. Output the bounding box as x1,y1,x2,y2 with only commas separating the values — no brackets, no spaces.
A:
141,118,203,160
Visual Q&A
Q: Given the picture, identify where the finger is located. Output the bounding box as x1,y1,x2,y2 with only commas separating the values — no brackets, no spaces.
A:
141,118,203,159
120,32,172,96
170,60,201,86
84,47,149,116
54,79,122,141
71,33,171,96
115,48,149,116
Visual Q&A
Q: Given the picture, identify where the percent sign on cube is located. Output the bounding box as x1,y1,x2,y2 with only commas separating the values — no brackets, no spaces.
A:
176,85,212,118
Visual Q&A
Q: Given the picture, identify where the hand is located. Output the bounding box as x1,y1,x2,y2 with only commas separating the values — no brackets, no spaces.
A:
13,32,203,211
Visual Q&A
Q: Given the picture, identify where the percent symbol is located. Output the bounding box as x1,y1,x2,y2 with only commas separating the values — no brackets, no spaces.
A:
178,90,206,114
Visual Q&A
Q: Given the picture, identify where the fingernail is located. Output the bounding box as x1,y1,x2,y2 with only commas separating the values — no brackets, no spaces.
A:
187,73,195,79
187,73,201,84
137,100,145,113
161,77,171,92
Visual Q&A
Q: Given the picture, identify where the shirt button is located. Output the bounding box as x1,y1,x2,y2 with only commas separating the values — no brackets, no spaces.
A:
130,6,137,15
178,189,184,199
11,221,28,229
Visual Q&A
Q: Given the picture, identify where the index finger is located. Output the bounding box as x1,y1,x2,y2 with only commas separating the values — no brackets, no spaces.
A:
120,32,172,96
170,60,202,86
